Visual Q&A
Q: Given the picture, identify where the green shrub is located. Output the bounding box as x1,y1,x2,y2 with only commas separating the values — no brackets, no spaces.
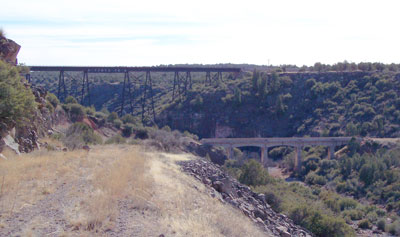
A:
339,198,358,211
121,114,136,124
105,134,126,144
68,103,85,122
0,61,36,125
289,205,353,237
305,172,327,185
388,221,400,235
183,130,199,140
377,219,385,231
222,159,242,179
46,92,59,108
85,106,96,116
134,126,150,139
122,123,134,137
342,209,363,221
107,112,118,122
264,192,282,212
65,96,78,104
239,159,270,186
161,125,171,132
358,219,371,229
63,122,102,149
113,119,122,128
46,100,54,113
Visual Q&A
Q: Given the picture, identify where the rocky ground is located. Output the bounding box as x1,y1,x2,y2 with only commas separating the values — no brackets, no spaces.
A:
180,158,313,237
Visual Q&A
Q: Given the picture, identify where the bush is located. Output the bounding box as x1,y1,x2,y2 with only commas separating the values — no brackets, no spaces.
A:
46,93,59,108
339,198,358,211
0,61,36,125
107,112,118,122
64,122,102,149
65,96,78,104
121,114,137,124
377,219,385,231
113,119,122,128
358,219,371,229
148,129,185,152
85,106,96,116
122,123,134,137
388,221,400,235
289,205,353,237
342,209,363,221
46,100,54,113
134,126,150,139
264,192,282,212
239,159,270,186
305,172,327,185
161,125,171,132
105,134,126,144
68,103,85,122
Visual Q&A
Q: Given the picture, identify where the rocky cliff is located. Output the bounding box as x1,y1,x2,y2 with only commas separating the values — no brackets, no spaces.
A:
0,35,20,64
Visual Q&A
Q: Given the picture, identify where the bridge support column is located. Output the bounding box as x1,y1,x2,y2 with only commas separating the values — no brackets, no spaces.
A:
261,146,269,168
295,146,303,172
25,74,31,83
328,145,335,159
225,146,233,159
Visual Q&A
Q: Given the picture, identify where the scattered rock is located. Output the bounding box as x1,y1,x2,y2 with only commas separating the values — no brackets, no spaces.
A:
82,145,91,151
179,159,312,237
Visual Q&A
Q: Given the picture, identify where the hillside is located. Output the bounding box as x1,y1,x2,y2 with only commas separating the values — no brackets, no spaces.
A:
32,68,400,138
0,145,311,236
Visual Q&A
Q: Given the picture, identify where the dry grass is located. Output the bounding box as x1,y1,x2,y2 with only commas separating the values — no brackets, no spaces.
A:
0,142,269,236
149,153,270,237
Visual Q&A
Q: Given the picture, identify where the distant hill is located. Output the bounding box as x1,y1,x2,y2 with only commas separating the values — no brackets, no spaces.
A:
31,65,400,138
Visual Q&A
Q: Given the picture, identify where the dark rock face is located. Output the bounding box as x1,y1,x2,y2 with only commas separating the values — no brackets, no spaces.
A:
0,35,20,64
179,159,312,237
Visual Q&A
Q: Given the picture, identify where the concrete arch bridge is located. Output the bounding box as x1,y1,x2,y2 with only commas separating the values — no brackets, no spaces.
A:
201,137,361,171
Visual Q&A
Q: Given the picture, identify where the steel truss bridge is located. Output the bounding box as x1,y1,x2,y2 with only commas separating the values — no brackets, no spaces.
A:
26,66,241,123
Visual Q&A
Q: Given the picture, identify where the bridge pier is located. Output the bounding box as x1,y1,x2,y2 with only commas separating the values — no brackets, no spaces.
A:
261,146,269,167
327,145,335,159
223,145,234,160
295,146,303,172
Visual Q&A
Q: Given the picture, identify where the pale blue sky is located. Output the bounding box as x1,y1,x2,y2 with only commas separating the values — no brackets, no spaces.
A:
2,0,400,66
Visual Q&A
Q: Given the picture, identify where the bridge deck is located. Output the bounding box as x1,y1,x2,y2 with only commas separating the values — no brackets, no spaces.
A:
28,66,241,73
201,137,358,147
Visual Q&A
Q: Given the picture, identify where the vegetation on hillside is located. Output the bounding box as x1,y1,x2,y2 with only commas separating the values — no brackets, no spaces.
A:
223,153,400,236
31,62,400,137
0,60,36,127
295,142,400,227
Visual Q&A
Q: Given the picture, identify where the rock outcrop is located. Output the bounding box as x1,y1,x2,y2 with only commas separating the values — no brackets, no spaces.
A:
0,35,20,64
180,159,312,237
0,84,68,155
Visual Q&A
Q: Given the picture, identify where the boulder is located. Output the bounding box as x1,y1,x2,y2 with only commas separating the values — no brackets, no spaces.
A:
0,35,20,64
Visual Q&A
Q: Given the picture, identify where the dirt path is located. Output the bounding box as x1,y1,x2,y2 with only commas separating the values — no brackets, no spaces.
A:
0,146,270,236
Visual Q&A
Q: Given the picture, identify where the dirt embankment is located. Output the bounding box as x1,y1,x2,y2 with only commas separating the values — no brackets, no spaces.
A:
0,145,275,236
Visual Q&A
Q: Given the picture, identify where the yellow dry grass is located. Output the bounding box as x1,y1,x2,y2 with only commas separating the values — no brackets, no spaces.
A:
0,143,269,236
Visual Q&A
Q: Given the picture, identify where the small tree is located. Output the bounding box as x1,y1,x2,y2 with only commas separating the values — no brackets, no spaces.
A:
239,159,270,186
0,61,36,126
65,96,78,104
107,112,118,122
68,103,85,122
46,93,59,108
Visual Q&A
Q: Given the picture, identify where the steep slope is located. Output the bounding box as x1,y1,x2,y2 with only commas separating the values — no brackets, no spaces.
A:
0,145,309,236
